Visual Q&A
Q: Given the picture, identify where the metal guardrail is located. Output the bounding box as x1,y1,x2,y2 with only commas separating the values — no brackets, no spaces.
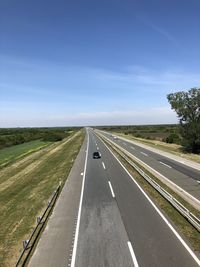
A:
100,134,200,232
15,183,61,267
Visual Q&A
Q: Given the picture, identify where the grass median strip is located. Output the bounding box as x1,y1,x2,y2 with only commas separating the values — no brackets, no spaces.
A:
0,130,85,267
103,139,200,253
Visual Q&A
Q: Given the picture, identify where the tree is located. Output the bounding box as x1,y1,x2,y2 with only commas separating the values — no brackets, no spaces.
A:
167,88,200,153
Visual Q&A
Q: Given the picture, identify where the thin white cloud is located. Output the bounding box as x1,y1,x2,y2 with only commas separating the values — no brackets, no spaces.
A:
63,107,178,125
95,67,200,92
0,107,178,127
1,55,199,127
136,15,178,46
1,54,199,93
147,22,178,45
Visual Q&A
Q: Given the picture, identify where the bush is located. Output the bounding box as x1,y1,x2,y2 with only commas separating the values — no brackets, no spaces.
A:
135,134,142,138
42,133,64,142
166,133,181,144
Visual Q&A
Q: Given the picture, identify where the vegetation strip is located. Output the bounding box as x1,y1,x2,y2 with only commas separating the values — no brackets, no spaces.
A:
0,140,51,168
15,184,60,267
99,135,200,252
0,130,85,267
0,127,79,150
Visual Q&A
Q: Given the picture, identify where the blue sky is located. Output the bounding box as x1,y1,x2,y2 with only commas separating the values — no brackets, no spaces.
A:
1,0,200,127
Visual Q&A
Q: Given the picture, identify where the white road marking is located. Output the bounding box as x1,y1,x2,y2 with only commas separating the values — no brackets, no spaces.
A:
159,161,172,169
94,131,200,205
97,147,99,150
115,142,200,206
102,162,106,169
197,181,200,184
131,146,135,150
71,131,89,267
140,152,148,156
108,181,115,198
101,140,200,266
127,241,139,267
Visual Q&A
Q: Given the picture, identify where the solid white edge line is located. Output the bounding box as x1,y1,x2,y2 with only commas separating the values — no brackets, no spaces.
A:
159,161,172,169
98,136,200,266
127,241,139,267
108,181,115,198
71,131,89,267
102,162,106,169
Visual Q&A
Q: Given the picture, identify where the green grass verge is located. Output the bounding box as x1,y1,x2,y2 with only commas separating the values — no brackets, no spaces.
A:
0,140,51,167
0,130,85,267
104,139,200,253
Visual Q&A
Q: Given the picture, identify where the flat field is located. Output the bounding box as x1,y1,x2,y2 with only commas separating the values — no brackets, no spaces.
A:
0,140,50,167
98,124,179,141
0,130,85,267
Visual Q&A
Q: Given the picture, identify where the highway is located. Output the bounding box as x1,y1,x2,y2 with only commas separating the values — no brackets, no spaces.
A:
29,128,200,267
72,129,200,267
98,130,200,204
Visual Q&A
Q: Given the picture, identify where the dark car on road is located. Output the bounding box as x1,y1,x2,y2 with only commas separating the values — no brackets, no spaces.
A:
93,151,101,159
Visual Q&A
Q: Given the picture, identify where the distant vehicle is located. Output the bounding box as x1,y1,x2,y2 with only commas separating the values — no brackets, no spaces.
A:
113,136,118,140
93,152,101,159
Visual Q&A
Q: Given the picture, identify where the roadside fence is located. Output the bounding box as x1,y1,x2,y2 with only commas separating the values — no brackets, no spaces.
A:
15,183,61,267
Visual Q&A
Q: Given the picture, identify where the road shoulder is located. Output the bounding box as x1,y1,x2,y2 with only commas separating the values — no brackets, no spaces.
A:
28,137,87,267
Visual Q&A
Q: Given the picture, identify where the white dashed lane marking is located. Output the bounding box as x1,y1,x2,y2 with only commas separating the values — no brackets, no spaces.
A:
102,162,106,169
108,181,115,198
159,161,172,169
140,152,148,157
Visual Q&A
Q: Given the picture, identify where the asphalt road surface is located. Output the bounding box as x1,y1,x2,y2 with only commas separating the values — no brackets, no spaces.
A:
29,128,200,267
72,129,200,267
98,130,200,203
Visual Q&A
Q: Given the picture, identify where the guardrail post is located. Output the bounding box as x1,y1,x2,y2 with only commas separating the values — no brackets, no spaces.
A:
23,240,29,250
48,200,51,207
37,216,42,224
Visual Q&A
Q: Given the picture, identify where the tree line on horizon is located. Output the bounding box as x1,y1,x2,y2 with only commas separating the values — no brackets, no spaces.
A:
0,127,79,149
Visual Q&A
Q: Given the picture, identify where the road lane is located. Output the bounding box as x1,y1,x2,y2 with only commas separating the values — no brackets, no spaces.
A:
91,130,200,267
74,131,134,267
